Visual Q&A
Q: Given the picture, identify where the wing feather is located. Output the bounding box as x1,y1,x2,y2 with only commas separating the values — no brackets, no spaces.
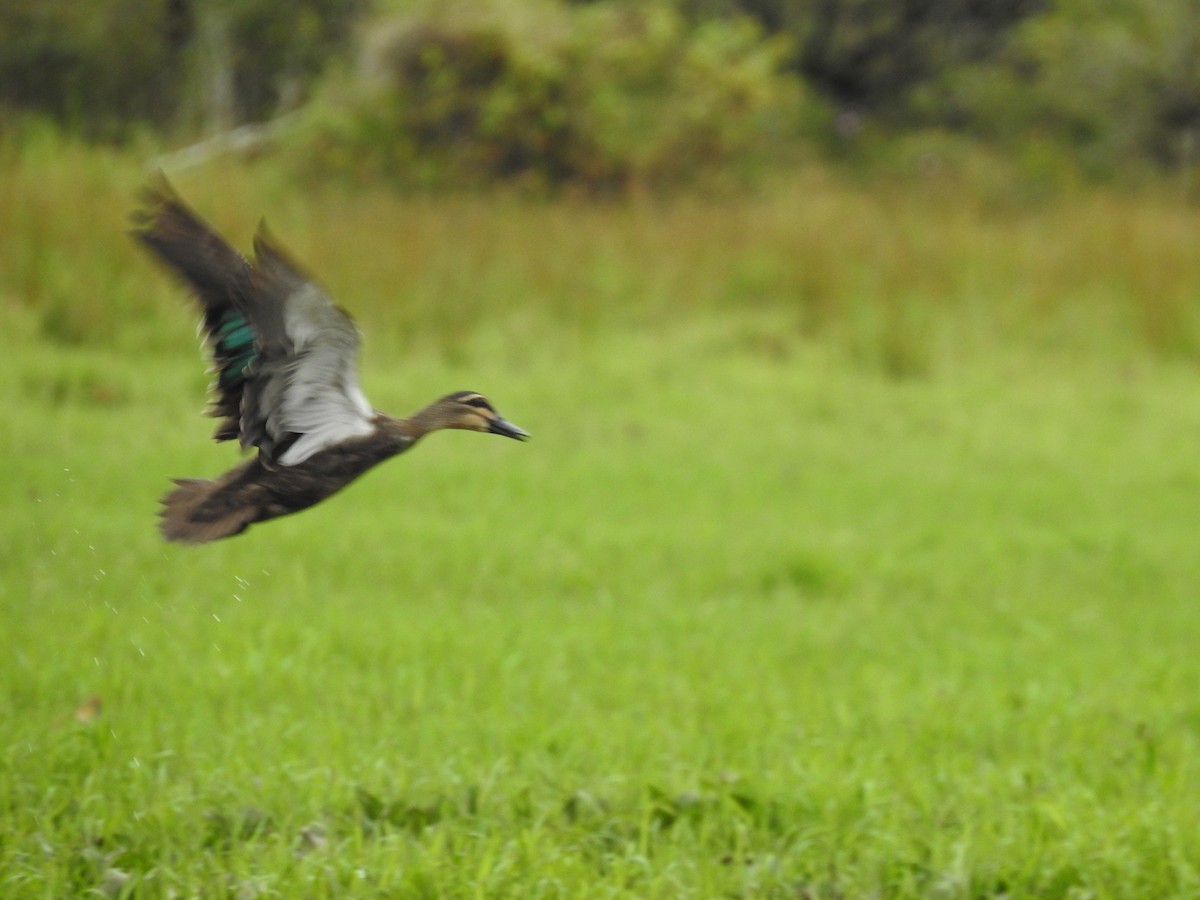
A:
134,180,377,467
241,230,375,466
131,177,256,442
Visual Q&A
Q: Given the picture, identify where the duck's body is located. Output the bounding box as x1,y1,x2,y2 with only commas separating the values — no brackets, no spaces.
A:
134,179,526,544
159,414,414,543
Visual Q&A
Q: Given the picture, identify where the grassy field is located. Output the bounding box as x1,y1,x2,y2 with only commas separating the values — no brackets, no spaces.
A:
4,142,1200,897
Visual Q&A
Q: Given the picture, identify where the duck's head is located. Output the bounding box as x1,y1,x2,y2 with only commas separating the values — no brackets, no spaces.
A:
428,391,528,440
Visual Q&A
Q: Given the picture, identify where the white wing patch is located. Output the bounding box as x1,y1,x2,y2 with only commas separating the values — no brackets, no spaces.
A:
273,284,375,466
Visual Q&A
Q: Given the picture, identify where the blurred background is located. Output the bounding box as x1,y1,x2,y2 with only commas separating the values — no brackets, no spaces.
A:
4,0,1200,366
3,0,1199,191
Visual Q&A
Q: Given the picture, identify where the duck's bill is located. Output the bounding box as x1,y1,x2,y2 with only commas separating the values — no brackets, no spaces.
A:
489,417,529,440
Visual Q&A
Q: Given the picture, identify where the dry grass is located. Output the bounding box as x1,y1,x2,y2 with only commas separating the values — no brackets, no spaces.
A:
5,132,1200,375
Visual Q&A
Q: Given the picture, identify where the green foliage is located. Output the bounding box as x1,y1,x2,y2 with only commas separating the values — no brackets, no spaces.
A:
7,0,1200,185
673,0,1044,112
293,2,813,191
916,0,1200,177
7,0,1200,183
672,0,1200,178
0,0,359,136
219,0,365,122
0,0,178,137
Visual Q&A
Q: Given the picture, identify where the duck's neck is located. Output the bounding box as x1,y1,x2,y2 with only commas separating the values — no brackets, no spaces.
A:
378,401,446,443
363,413,419,453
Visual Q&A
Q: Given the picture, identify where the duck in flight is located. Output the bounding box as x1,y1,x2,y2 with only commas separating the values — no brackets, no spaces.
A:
132,179,527,544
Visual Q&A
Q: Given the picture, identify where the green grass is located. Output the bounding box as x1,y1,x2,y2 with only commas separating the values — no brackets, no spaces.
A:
5,141,1200,896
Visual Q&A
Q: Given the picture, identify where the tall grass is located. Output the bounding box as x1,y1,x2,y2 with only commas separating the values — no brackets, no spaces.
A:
4,131,1200,373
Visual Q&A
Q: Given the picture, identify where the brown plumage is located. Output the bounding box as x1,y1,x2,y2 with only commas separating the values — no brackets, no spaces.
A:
133,178,526,544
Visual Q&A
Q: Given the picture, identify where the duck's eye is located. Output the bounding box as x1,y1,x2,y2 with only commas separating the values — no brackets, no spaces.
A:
465,397,491,410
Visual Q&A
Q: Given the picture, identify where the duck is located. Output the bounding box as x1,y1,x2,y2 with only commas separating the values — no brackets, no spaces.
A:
132,178,527,544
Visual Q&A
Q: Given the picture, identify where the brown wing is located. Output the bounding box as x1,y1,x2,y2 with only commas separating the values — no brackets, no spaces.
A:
131,176,257,443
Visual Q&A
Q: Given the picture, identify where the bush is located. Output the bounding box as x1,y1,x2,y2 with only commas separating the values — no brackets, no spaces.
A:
0,0,178,137
914,0,1200,177
292,2,818,191
0,0,360,137
646,0,1044,113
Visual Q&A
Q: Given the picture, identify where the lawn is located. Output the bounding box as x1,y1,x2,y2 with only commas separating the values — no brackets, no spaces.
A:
3,146,1200,897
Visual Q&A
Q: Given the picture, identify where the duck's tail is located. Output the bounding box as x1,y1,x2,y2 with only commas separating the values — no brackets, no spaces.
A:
159,471,259,544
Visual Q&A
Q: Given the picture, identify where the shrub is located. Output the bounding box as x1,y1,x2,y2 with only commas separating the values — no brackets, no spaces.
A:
292,2,818,191
0,0,177,137
657,0,1044,112
0,0,360,137
915,0,1200,177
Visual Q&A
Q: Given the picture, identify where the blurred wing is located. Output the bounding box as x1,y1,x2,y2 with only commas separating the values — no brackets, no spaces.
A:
132,178,258,442
134,179,375,465
241,229,375,466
